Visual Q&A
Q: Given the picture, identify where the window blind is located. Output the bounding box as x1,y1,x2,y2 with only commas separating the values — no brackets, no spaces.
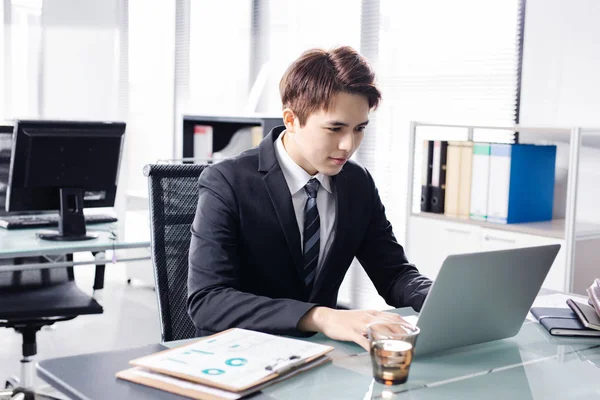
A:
352,0,524,309
174,0,190,159
117,0,129,122
361,0,523,237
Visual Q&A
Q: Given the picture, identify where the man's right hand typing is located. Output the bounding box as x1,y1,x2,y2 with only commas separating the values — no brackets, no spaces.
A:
297,307,413,351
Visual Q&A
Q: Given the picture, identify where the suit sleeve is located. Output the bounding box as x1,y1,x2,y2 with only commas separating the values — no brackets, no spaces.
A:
187,165,317,336
355,170,432,311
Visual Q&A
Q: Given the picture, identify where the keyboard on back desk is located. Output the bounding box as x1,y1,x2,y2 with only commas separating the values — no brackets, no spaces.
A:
0,214,118,229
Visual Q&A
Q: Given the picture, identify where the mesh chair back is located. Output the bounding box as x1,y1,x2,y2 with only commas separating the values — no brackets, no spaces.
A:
145,163,208,342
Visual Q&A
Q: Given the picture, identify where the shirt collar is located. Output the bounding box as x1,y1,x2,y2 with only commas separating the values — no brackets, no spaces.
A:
274,130,332,196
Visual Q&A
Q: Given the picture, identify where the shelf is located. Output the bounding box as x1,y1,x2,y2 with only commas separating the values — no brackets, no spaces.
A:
412,121,574,135
183,114,281,124
410,212,600,240
407,122,600,293
182,115,283,159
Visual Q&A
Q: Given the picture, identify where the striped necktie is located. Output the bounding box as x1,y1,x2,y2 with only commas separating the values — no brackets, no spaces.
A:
303,178,321,289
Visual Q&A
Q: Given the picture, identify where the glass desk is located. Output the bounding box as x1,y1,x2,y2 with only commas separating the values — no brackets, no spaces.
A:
37,295,600,399
0,218,151,289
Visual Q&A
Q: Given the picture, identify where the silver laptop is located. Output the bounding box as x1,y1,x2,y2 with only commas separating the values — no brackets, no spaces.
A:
412,244,560,356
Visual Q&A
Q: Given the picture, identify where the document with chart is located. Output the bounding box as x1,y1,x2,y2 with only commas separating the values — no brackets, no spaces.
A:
116,328,333,398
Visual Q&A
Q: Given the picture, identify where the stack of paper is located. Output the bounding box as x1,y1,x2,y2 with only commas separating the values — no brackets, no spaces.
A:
116,328,333,400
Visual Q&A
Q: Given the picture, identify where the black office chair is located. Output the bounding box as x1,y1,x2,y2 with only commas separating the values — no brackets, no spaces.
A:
144,163,208,342
0,259,103,400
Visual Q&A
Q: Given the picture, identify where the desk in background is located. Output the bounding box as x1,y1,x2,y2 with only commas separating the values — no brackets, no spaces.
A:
36,295,600,399
0,220,151,290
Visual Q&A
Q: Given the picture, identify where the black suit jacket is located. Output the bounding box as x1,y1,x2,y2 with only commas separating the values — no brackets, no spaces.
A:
188,126,431,337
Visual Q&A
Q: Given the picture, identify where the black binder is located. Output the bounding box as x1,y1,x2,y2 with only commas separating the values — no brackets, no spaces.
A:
420,141,434,212
429,141,448,213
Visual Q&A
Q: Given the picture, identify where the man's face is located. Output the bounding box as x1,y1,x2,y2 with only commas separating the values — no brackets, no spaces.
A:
285,92,370,176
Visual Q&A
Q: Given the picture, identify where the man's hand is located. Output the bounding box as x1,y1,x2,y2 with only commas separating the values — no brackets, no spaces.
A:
298,307,413,351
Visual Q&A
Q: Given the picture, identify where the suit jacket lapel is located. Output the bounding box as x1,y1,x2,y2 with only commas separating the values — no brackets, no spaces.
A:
259,126,307,290
310,169,350,298
263,167,305,282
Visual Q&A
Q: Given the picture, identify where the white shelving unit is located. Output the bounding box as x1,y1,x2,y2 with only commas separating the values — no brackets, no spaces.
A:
405,122,600,293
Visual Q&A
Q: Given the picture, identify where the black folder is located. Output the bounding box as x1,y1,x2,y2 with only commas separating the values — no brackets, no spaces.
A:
420,141,434,212
429,141,448,213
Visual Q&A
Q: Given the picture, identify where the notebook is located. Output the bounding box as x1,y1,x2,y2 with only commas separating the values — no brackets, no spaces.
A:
116,328,333,400
567,299,600,331
530,306,600,337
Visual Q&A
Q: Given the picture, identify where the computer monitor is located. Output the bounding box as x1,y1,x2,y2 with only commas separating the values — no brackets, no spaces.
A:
7,120,126,241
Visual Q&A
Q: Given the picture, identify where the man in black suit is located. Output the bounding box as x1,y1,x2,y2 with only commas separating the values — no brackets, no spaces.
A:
188,46,432,350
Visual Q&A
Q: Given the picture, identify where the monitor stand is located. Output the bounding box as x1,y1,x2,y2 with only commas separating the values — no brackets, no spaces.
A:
37,188,99,241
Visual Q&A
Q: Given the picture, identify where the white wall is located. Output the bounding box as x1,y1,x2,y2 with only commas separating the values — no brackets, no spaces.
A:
520,0,600,129
187,1,251,116
41,0,121,120
519,0,600,224
0,3,4,121
3,2,43,119
127,0,175,196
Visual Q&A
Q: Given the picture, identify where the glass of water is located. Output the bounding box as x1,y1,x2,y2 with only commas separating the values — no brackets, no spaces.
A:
368,322,420,385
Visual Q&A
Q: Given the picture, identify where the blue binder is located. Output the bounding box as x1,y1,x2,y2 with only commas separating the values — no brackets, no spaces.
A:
486,144,556,224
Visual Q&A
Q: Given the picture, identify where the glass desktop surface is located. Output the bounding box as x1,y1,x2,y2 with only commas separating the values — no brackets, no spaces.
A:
165,305,600,399
0,221,149,259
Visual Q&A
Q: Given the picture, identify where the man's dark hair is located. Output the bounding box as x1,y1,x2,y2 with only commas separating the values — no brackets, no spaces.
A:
279,46,381,127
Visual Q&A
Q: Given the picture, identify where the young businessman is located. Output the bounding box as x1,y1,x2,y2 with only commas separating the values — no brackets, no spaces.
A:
188,46,432,350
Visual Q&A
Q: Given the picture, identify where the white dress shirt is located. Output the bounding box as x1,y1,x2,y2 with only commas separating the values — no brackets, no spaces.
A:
274,131,336,275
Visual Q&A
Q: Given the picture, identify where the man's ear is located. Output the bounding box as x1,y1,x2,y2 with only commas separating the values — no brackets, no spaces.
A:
282,108,296,133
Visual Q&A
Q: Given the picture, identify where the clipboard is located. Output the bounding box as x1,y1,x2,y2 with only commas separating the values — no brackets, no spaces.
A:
117,356,330,400
116,328,333,398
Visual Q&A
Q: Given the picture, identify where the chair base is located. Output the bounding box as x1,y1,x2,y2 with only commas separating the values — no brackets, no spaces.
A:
0,320,76,400
2,378,64,400
5,377,19,390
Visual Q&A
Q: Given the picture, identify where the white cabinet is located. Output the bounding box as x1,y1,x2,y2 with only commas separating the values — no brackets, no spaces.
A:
480,228,565,291
545,247,566,292
408,215,567,291
408,217,480,280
